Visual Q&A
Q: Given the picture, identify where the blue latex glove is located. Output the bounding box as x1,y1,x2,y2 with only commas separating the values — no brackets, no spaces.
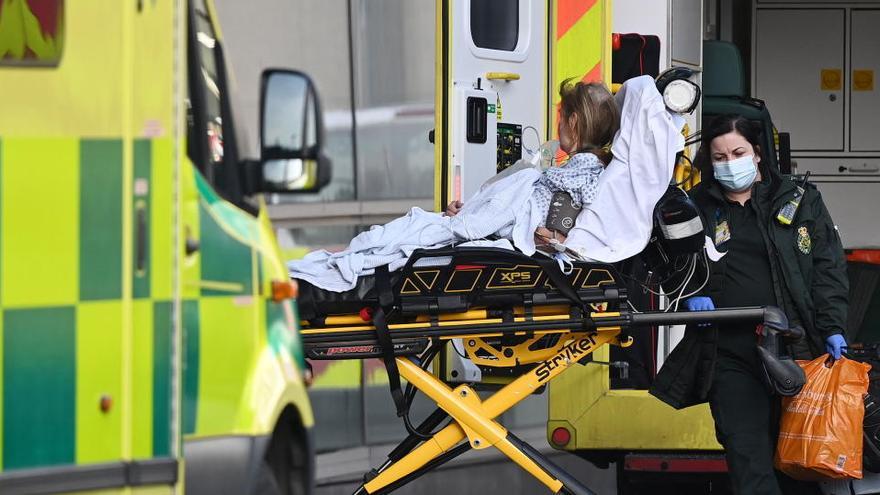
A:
685,297,715,327
825,334,848,360
686,296,715,312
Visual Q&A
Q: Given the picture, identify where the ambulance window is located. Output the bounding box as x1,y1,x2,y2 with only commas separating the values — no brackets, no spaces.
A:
0,0,65,67
195,6,223,166
470,0,518,51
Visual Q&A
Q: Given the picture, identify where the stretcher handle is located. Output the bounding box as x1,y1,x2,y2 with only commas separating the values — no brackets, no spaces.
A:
629,306,771,327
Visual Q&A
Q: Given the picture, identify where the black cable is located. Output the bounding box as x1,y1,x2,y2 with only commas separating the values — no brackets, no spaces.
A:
401,347,448,440
617,254,692,299
684,130,703,147
673,153,697,187
451,339,469,359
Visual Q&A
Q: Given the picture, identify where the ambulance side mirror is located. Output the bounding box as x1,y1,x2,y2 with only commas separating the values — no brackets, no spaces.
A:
256,69,331,193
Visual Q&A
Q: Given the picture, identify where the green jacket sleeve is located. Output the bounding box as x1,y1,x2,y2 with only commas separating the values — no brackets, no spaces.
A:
807,189,848,338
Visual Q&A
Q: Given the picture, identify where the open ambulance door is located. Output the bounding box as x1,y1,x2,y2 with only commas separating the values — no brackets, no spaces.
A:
434,0,550,211
434,0,613,209
433,0,612,386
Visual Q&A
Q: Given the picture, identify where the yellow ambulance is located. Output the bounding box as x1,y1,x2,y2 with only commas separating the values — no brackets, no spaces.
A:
0,1,328,494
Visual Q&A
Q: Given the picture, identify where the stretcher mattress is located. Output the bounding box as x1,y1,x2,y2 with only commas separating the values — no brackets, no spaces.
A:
295,246,628,324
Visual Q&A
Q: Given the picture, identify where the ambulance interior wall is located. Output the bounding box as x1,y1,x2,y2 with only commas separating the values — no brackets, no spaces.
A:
708,1,880,249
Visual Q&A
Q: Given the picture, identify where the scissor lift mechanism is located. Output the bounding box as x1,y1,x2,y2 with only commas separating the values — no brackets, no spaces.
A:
297,247,776,494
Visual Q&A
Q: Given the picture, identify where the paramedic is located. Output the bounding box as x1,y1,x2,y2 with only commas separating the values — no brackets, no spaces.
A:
650,114,849,495
444,79,620,251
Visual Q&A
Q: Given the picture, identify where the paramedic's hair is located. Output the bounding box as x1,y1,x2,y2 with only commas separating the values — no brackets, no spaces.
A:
558,79,620,164
695,114,765,176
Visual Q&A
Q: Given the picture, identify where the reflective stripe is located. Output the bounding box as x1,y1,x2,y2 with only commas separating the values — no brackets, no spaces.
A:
660,216,703,240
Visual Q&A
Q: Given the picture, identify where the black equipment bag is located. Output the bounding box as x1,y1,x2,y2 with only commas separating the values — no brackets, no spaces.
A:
612,33,661,83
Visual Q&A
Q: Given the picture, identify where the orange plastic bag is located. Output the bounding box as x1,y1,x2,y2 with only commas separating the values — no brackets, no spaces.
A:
775,356,871,480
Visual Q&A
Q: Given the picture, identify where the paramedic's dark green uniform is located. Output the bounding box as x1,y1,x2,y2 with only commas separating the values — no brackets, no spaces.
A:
709,197,782,495
650,164,848,495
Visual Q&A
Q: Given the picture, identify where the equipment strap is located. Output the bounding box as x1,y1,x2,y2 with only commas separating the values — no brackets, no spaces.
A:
536,257,589,318
374,265,407,417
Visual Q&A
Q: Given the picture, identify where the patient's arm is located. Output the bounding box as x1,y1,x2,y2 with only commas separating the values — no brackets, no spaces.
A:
444,200,463,217
534,227,567,246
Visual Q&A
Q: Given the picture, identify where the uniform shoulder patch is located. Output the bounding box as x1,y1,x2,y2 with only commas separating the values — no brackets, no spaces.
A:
797,226,812,254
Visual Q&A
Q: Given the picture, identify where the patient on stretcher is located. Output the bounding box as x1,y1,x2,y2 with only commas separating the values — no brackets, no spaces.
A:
288,75,685,292
445,79,619,252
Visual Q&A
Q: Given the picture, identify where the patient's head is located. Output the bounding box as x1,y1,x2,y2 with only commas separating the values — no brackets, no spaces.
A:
558,80,620,163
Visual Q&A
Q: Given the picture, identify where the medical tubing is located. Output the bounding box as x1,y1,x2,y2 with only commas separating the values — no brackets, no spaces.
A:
521,125,543,156
645,253,692,298
676,250,711,301
670,256,697,312
664,255,697,311
619,256,691,296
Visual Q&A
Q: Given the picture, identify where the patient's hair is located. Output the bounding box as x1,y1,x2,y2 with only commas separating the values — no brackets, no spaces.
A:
559,79,620,164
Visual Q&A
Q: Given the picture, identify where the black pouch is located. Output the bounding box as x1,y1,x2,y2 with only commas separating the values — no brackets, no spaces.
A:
545,191,581,236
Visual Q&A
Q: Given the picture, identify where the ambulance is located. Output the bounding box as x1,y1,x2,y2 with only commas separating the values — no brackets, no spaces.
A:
0,1,328,494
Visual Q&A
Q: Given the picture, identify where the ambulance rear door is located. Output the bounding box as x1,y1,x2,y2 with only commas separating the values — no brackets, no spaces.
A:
435,0,549,210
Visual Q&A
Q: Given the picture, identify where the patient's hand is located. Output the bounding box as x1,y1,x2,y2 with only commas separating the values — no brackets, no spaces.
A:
535,227,567,245
444,200,463,216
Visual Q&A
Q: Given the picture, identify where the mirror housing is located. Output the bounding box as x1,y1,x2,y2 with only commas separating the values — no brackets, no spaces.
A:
253,69,331,194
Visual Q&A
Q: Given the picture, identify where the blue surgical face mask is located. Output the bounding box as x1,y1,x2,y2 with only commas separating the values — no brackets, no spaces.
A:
713,155,757,192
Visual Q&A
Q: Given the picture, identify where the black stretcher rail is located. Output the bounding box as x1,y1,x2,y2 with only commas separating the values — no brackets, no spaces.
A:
300,307,771,347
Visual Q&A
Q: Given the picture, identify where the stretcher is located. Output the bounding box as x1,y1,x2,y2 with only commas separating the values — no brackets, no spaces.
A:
296,246,781,494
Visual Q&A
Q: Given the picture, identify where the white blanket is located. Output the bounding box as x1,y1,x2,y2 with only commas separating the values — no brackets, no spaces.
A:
564,76,685,262
289,75,685,291
289,168,542,292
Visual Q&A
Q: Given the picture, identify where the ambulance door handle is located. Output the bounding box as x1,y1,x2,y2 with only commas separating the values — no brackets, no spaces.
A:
185,236,200,256
135,205,147,272
184,226,200,256
850,164,879,173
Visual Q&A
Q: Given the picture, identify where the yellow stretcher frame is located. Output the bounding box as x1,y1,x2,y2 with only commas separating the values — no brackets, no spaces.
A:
302,297,771,494
357,325,625,495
